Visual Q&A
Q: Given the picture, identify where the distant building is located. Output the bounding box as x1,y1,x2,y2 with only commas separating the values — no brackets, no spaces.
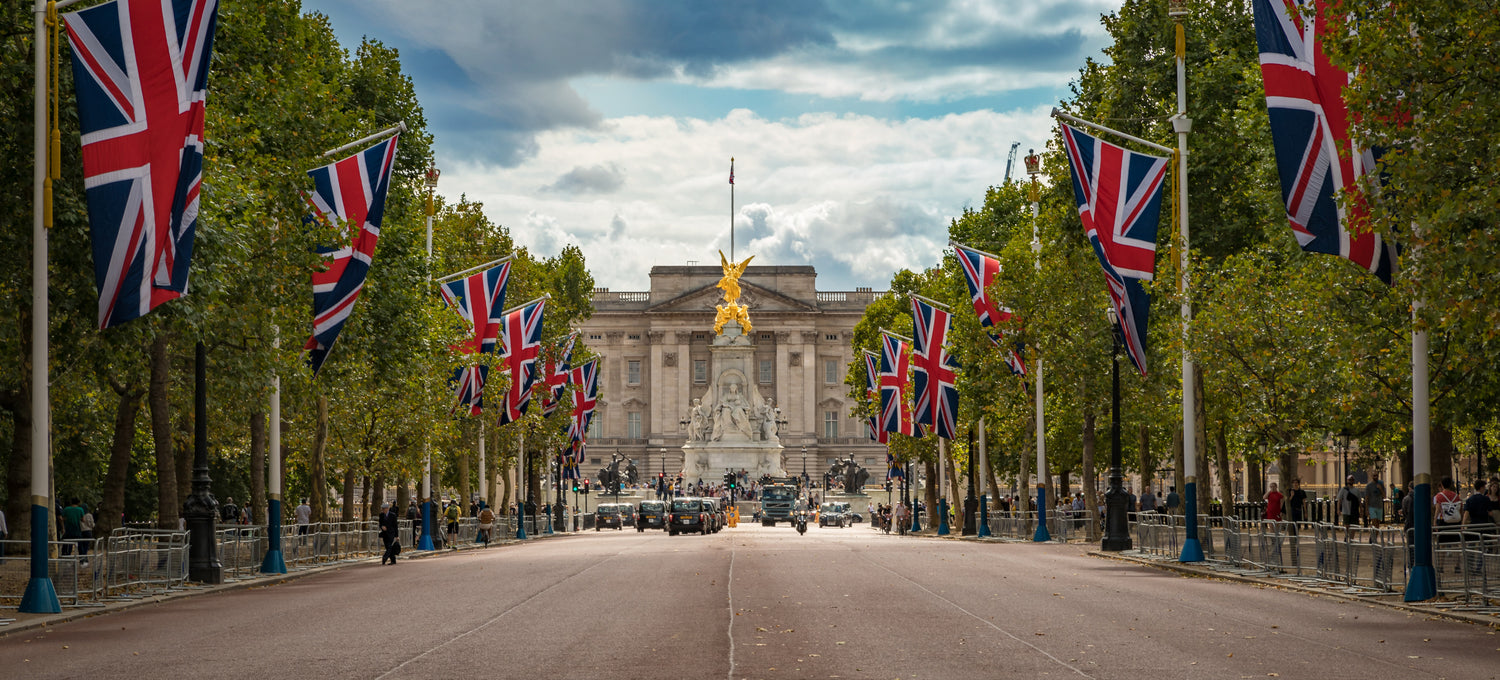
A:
580,265,886,483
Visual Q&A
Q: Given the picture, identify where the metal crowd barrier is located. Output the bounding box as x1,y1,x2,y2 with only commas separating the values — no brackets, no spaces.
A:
1431,524,1500,605
983,511,1073,542
99,529,190,601
215,525,267,581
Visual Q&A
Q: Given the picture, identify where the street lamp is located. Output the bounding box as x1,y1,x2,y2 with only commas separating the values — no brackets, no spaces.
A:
1102,305,1132,551
802,445,808,485
1337,429,1351,487
1024,148,1051,544
1476,428,1486,484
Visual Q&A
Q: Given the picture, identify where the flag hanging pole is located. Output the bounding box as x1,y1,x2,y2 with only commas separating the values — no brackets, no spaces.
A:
910,293,951,310
321,121,407,158
500,293,551,316
1051,108,1174,155
436,254,514,284
21,0,61,614
947,240,1003,262
879,328,915,344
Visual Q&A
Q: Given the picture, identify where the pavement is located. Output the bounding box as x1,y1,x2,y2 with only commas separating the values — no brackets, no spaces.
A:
2,523,1498,679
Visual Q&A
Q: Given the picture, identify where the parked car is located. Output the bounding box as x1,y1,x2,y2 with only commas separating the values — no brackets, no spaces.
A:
595,503,624,530
637,500,668,531
620,503,638,527
818,502,847,528
669,498,710,535
710,497,729,532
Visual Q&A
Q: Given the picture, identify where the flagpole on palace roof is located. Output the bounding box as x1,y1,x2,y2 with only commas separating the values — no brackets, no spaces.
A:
20,0,61,614
723,157,729,261
321,121,407,158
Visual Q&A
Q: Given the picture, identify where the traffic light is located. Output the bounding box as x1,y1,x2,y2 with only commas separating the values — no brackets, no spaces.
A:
571,480,579,493
884,480,893,492
582,479,591,494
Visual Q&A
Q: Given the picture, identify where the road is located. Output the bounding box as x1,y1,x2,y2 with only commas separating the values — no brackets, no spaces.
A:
2,523,1495,679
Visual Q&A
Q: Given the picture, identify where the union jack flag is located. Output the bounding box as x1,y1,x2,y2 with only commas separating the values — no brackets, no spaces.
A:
496,299,546,425
450,364,487,416
877,333,921,438
1255,0,1397,284
1060,123,1169,377
64,0,219,329
439,261,510,355
886,452,905,480
559,444,581,480
862,351,889,444
567,358,600,443
953,242,1027,376
910,298,960,440
300,134,401,375
540,333,578,418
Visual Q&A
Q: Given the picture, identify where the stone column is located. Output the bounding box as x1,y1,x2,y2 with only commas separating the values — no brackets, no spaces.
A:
775,331,791,421
802,330,819,443
648,330,666,437
677,330,691,442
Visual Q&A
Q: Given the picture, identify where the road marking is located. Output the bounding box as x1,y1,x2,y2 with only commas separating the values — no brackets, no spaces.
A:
857,550,1094,678
727,542,737,680
373,548,620,680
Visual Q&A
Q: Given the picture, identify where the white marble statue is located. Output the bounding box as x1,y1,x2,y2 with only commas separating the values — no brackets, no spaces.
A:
711,380,753,441
687,398,709,443
758,398,780,443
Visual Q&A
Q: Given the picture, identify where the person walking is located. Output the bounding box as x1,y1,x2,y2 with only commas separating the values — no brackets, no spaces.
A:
1264,482,1284,522
1336,476,1362,527
477,503,495,546
1287,479,1307,523
1434,476,1463,529
378,502,399,565
444,500,461,549
61,498,85,556
79,508,95,558
1164,486,1181,515
1364,474,1385,526
1462,479,1493,528
295,497,312,538
219,496,239,524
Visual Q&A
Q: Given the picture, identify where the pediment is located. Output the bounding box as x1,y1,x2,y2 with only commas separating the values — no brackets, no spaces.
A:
647,281,819,315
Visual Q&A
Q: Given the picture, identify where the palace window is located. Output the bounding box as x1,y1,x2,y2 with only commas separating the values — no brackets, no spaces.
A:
693,360,707,384
627,333,641,341
823,411,839,439
588,333,603,341
824,359,839,384
627,411,642,439
759,360,773,384
825,333,838,341
627,360,641,385
587,416,602,439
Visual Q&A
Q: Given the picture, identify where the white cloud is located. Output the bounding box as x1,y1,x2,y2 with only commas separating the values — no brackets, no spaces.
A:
438,105,1057,291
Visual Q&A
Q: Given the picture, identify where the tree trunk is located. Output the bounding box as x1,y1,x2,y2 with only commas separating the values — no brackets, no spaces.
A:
1137,424,1153,494
1082,408,1099,541
359,474,371,521
1172,428,1185,504
1194,371,1210,515
924,458,939,527
1018,432,1032,512
340,468,355,522
1215,422,1232,505
1058,470,1071,499
944,443,962,516
1248,458,1264,503
310,394,329,522
458,447,471,508
3,386,33,547
149,332,178,530
249,410,266,525
499,460,512,514
371,474,385,518
985,441,1002,511
99,381,145,536
173,411,192,520
1433,426,1454,484
395,476,409,517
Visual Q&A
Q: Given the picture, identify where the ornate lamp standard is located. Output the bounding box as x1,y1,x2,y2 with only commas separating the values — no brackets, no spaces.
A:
1102,306,1132,551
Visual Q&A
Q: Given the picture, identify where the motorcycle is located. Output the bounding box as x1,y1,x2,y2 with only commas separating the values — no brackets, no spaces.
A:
795,512,808,535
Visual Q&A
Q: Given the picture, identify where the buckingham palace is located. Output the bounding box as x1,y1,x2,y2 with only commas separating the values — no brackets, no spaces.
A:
578,264,888,483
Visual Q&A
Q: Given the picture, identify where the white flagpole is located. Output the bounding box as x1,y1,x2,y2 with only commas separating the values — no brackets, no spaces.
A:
320,121,406,158
1029,156,1049,543
730,157,735,262
21,0,60,614
1172,6,1204,563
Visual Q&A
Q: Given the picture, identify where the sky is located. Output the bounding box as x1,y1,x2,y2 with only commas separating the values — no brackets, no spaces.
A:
302,0,1120,291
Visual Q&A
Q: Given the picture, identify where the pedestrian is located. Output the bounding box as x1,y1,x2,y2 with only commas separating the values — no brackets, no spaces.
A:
1336,476,1361,527
1364,474,1385,526
61,498,84,556
79,507,95,558
1434,476,1463,528
1264,482,1284,522
1287,479,1307,523
893,501,909,535
220,496,239,524
1139,489,1157,513
295,497,312,536
444,499,460,549
1462,479,1493,528
378,502,399,565
478,503,495,545
1164,486,1181,515
1391,482,1406,524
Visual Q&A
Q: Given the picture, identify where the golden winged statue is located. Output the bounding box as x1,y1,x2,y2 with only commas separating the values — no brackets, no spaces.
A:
714,251,754,334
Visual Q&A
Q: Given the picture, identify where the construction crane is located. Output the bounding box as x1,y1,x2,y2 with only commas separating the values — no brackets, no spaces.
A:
1003,141,1021,183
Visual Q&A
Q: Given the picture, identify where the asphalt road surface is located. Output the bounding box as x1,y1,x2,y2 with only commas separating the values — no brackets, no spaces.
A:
3,523,1496,679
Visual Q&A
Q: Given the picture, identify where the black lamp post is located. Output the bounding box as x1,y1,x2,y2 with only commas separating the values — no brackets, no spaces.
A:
801,445,808,484
1337,429,1351,485
962,429,978,536
1475,428,1485,484
1102,306,1132,551
184,341,223,582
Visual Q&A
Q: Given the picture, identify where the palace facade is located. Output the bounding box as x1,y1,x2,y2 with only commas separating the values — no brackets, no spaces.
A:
578,265,886,482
